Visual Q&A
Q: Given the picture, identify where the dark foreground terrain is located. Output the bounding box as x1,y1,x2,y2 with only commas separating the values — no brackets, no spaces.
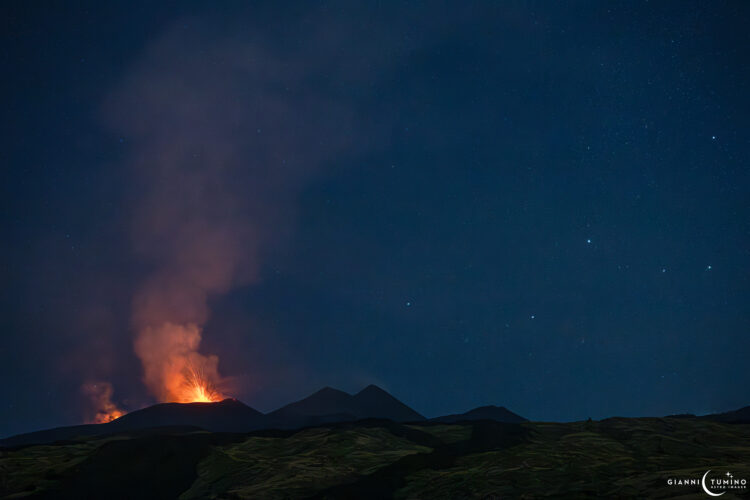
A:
2,416,749,499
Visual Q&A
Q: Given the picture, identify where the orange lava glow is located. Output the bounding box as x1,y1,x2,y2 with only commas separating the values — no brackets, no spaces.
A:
93,408,125,424
134,322,227,403
177,364,224,403
82,381,126,424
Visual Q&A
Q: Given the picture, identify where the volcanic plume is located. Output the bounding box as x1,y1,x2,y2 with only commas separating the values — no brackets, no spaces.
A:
133,323,225,403
81,381,124,423
102,20,362,406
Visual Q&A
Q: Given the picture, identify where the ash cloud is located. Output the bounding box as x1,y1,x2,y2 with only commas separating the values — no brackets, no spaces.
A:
103,17,383,403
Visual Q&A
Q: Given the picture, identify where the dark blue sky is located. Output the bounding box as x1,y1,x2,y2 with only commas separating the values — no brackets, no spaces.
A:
2,1,749,437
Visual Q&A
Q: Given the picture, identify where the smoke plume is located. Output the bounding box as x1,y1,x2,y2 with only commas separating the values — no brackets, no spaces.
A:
82,381,124,423
105,20,365,403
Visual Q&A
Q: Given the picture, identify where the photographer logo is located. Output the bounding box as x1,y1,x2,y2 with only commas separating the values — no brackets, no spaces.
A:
667,470,747,497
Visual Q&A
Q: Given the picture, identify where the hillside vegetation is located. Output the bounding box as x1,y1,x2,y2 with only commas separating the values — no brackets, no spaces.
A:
2,418,749,499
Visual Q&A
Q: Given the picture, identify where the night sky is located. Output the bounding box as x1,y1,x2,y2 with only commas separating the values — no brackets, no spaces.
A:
2,2,749,437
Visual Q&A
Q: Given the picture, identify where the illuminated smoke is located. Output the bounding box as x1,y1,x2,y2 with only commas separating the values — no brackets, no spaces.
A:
81,381,124,423
103,18,364,403
133,322,224,402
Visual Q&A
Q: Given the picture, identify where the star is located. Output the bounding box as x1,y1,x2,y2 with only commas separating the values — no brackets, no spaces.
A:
661,268,666,273
712,135,717,140
530,314,535,319
405,301,411,307
706,265,712,270
586,238,592,244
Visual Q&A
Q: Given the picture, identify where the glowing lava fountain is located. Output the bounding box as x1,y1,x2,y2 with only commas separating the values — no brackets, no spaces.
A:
179,364,224,403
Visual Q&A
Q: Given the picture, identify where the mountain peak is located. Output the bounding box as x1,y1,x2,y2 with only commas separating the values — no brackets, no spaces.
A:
433,405,527,424
268,384,424,426
107,397,265,432
353,385,425,421
313,386,350,397
356,384,387,396
269,386,353,422
472,405,508,411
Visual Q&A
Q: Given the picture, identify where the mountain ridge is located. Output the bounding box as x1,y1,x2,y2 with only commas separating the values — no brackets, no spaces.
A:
432,405,528,424
1,385,426,446
3,387,748,448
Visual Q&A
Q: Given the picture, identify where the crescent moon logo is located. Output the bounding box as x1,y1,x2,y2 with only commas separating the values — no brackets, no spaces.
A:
702,470,726,497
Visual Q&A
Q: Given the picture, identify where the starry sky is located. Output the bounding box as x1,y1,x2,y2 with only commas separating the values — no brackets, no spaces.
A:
2,1,749,437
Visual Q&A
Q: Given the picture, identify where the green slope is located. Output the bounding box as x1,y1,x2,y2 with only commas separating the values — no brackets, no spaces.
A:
1,418,749,499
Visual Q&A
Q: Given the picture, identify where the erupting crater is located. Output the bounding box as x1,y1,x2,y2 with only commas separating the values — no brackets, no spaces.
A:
176,365,224,403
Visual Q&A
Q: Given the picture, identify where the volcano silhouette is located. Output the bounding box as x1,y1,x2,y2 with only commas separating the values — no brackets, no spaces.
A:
0,398,267,447
0,385,427,447
431,405,528,424
266,384,426,428
107,398,266,432
1,385,542,447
